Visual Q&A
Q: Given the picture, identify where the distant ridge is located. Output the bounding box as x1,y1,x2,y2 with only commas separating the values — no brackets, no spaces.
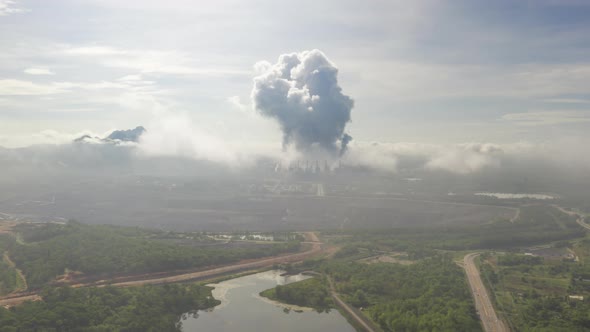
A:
74,126,146,144
106,126,146,142
73,134,96,143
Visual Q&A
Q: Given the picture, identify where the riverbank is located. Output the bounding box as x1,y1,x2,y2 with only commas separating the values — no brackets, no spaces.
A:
259,277,333,312
0,232,324,306
180,270,355,332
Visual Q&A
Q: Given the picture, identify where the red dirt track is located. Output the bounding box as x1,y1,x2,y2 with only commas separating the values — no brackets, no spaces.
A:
0,232,323,307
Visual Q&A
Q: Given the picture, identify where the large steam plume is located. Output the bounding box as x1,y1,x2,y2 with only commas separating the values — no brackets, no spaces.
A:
251,50,353,156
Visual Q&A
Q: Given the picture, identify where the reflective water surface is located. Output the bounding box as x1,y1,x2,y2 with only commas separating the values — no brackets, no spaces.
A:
180,270,355,332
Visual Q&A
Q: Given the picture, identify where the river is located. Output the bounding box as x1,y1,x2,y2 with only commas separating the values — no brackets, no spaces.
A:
179,270,356,332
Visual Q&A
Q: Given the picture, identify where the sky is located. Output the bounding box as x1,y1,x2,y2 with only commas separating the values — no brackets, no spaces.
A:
1,0,590,150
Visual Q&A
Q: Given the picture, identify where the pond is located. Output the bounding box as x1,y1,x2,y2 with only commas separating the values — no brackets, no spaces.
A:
474,192,555,200
179,270,356,332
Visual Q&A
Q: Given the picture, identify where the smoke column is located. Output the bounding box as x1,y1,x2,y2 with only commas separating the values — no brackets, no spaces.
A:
251,50,353,156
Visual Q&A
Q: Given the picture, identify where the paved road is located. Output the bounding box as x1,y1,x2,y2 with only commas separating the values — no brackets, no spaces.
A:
552,205,590,231
326,276,377,332
316,183,325,197
0,232,323,306
577,218,590,231
464,253,508,332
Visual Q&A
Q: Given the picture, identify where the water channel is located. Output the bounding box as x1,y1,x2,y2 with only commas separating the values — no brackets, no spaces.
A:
179,270,356,332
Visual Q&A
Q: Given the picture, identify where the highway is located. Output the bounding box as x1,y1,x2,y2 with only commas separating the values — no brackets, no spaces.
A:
463,253,508,332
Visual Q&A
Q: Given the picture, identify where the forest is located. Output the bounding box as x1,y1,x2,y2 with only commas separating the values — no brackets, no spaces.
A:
263,254,482,332
322,255,482,332
260,277,333,312
325,205,583,254
0,221,300,290
0,204,587,331
0,257,18,295
256,205,589,332
0,283,219,331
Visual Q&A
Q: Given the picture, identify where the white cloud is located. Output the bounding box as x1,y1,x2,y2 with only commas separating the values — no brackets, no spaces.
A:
138,114,244,166
342,141,523,174
1,119,588,175
542,98,590,104
343,59,590,101
63,46,127,56
0,0,26,16
0,79,169,96
342,139,590,174
502,110,590,126
425,146,500,174
0,79,67,95
56,81,129,90
342,142,399,172
63,45,249,76
23,67,55,75
227,95,249,113
31,129,89,145
117,74,143,82
253,61,272,75
0,129,103,147
1,1,589,152
0,78,155,96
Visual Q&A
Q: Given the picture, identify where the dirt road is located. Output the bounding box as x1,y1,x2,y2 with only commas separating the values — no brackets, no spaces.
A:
0,294,40,307
103,235,321,288
0,232,323,306
464,253,508,332
2,252,27,292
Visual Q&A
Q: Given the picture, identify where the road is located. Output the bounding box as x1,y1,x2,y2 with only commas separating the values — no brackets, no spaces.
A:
326,276,377,332
552,205,590,231
0,232,323,307
99,235,322,288
509,208,520,223
577,218,590,231
268,193,519,212
316,183,325,197
2,252,27,292
464,253,508,332
0,294,40,307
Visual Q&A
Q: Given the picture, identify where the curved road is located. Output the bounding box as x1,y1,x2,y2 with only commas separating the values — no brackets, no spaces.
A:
0,232,323,307
464,253,508,332
552,205,590,231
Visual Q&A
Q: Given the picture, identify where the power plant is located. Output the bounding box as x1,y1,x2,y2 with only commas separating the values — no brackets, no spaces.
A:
272,159,343,174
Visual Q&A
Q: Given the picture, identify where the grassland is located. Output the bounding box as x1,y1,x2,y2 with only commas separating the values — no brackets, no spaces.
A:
479,238,590,331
